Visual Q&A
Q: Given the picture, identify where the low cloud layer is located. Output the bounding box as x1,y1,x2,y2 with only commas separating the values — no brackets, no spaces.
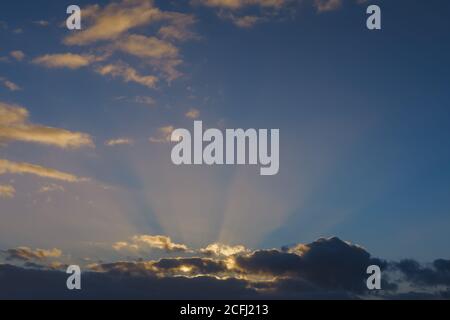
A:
1,236,448,299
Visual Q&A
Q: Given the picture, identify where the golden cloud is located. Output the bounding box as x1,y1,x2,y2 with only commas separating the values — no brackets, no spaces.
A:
32,53,100,69
96,63,158,88
185,108,200,119
113,234,189,253
0,184,15,198
64,0,166,46
200,243,249,257
105,138,134,146
0,159,86,182
314,0,342,12
194,0,286,9
230,15,262,28
115,34,178,59
149,125,175,143
0,101,94,148
6,247,62,261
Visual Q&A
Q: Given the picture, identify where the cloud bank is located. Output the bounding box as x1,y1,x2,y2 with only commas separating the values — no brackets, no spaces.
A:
1,237,448,299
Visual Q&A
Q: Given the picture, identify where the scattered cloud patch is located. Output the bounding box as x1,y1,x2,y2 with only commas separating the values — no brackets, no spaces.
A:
134,96,156,107
10,50,25,61
33,53,100,69
113,234,189,253
0,184,15,198
185,108,200,119
96,63,158,88
105,138,134,146
0,77,21,91
149,125,175,143
0,101,93,148
0,159,86,183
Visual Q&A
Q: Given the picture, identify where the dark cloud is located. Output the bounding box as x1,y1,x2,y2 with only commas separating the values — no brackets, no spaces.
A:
0,237,449,299
0,264,258,300
236,237,387,293
395,258,450,287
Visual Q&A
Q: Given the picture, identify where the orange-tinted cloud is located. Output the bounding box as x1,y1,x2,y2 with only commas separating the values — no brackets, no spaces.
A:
0,101,93,148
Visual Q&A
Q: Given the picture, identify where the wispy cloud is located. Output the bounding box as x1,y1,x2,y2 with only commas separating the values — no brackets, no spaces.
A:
0,101,93,148
32,53,100,69
113,234,189,253
105,138,134,146
193,0,286,10
32,20,50,27
0,77,21,91
96,63,158,88
38,183,65,193
0,159,87,182
134,96,156,107
111,34,183,81
314,0,342,12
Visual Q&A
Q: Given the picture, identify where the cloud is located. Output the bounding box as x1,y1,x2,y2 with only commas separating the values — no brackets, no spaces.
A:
105,138,134,146
395,259,450,287
0,101,94,148
185,108,200,119
157,13,197,42
59,0,197,84
234,237,387,293
10,50,25,61
115,34,178,60
0,159,86,182
38,183,65,193
0,184,15,198
149,125,175,143
193,0,286,10
5,247,62,261
230,15,262,28
96,63,158,88
0,77,21,91
0,264,257,299
63,0,182,46
1,236,449,299
32,53,100,69
33,20,50,27
112,34,183,81
153,257,228,276
134,96,156,107
113,234,189,253
314,0,342,12
200,243,248,257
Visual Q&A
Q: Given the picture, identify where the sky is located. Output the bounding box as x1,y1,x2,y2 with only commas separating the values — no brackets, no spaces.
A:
0,0,450,299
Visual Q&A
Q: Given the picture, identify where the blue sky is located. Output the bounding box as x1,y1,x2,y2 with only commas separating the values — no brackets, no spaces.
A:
1,0,450,267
